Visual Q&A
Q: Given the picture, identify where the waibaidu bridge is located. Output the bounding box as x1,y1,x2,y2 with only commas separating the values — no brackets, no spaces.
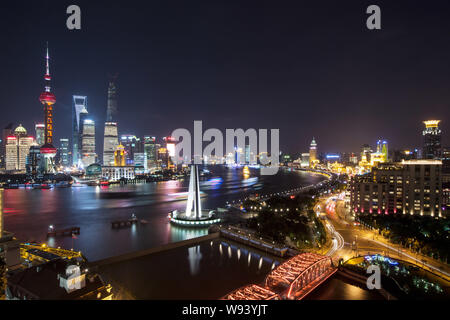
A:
223,253,337,300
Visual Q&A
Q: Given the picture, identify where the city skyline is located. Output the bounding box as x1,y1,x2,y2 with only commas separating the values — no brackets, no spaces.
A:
0,1,449,155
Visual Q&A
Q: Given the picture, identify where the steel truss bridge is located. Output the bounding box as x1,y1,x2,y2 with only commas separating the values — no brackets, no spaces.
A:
223,253,337,300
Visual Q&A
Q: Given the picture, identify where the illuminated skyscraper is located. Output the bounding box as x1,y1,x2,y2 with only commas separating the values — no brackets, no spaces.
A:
5,125,34,172
59,138,70,167
106,78,118,122
103,79,119,166
157,147,169,168
377,140,389,162
35,123,45,146
309,137,318,168
81,120,96,167
39,44,57,173
423,120,442,159
72,95,88,166
120,135,140,165
164,137,176,157
0,123,13,168
103,122,118,166
144,136,157,170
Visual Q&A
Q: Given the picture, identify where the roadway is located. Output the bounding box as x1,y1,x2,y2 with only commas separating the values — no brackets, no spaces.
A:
317,194,450,281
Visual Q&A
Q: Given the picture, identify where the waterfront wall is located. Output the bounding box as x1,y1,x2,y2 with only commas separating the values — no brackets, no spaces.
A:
90,233,220,267
337,267,397,300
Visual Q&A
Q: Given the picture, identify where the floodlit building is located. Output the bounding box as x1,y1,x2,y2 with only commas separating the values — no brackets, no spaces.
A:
103,79,119,166
103,122,118,166
361,144,373,163
101,144,136,181
144,136,157,170
120,135,141,165
81,120,96,167
309,138,318,168
376,140,388,162
35,123,45,146
39,44,57,174
102,166,135,181
59,138,70,167
157,147,169,169
71,96,88,166
422,120,442,159
1,123,14,169
114,144,126,167
350,160,443,217
134,152,146,169
5,125,34,172
26,145,41,177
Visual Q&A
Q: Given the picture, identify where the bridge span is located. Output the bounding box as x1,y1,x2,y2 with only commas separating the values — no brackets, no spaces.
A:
223,253,337,300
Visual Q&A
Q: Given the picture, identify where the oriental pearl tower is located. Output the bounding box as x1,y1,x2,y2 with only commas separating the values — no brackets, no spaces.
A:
39,43,57,174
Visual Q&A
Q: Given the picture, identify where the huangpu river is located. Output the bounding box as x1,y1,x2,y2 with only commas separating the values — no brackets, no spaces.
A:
3,166,326,261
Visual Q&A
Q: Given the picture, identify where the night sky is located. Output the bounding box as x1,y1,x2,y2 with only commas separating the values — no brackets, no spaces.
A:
1,0,449,155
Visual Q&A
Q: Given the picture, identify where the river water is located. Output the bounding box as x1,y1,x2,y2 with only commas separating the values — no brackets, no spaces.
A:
98,238,383,300
3,166,325,261
3,166,383,299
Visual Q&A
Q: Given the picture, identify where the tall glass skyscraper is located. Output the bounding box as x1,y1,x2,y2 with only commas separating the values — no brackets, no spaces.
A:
72,95,88,166
103,79,119,165
35,123,45,146
59,138,70,167
81,119,96,167
144,136,157,170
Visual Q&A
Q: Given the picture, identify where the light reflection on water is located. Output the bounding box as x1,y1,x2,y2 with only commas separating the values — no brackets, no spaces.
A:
3,166,326,261
100,238,284,299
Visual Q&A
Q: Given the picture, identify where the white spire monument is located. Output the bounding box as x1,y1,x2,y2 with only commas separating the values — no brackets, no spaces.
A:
169,165,220,227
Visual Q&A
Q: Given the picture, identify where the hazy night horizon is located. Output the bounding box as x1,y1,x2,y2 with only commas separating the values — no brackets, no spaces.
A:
0,0,449,154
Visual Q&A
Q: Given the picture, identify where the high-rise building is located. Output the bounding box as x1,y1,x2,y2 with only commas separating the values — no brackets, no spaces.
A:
120,135,141,165
106,79,118,122
103,122,118,166
38,44,57,174
72,95,88,166
35,123,45,146
157,147,169,169
0,123,13,168
349,153,358,165
361,144,372,163
81,120,96,167
5,125,34,172
134,152,146,170
164,136,176,158
26,145,41,177
59,138,70,167
422,120,442,159
144,136,157,170
376,140,388,162
309,137,318,168
350,160,443,217
103,79,119,166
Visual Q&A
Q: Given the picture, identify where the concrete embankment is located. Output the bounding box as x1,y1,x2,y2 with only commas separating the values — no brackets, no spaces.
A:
213,226,296,258
89,232,220,267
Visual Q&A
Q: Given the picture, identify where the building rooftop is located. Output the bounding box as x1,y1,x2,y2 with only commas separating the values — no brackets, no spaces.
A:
400,159,442,165
7,258,111,300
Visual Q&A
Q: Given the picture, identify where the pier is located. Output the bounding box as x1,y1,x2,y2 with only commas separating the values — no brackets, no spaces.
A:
111,219,138,229
214,225,293,258
46,226,80,238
